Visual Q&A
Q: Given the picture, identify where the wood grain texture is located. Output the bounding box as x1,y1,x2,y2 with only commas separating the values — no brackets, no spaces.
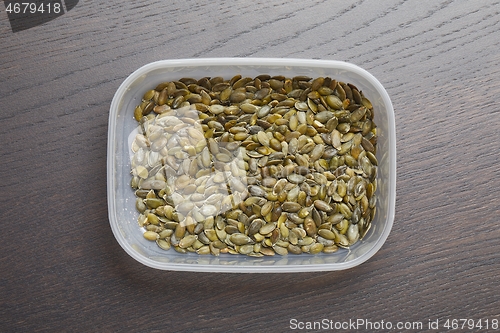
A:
1,0,499,332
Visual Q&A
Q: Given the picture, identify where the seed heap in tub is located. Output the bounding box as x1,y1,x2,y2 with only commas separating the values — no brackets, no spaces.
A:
130,74,378,256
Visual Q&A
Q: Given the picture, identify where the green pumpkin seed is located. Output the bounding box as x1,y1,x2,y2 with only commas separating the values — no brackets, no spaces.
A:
143,231,159,241
230,233,253,246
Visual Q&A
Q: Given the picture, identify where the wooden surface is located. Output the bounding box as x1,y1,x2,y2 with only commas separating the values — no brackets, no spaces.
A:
1,1,499,332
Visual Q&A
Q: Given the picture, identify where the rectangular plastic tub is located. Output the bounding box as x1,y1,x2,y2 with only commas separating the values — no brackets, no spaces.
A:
107,58,396,272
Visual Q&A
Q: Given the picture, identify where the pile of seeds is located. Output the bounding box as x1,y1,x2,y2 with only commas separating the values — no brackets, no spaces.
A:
130,74,378,256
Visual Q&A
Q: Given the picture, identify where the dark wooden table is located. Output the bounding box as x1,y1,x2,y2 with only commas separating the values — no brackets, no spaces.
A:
1,1,499,332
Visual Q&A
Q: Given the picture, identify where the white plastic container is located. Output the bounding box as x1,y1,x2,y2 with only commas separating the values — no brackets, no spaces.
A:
107,58,396,272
